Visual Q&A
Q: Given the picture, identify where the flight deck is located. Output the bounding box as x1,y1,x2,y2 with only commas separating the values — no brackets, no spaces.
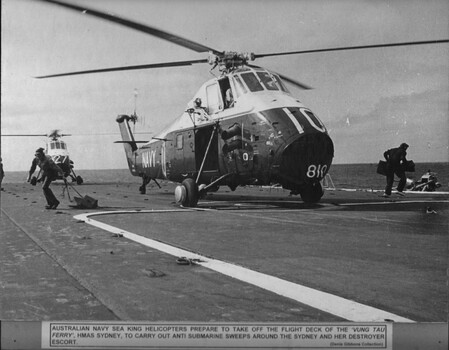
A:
1,181,447,325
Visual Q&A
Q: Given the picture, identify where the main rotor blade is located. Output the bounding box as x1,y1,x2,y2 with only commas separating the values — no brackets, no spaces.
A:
254,39,449,59
37,0,222,55
73,132,153,135
1,134,48,137
1,133,72,137
35,59,208,79
276,72,313,90
248,64,313,90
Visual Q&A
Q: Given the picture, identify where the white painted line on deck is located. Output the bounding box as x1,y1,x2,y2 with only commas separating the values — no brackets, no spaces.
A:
74,210,415,323
341,200,449,206
337,188,449,195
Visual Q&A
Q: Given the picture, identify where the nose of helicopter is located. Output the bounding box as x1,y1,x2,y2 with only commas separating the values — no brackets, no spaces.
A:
278,132,334,193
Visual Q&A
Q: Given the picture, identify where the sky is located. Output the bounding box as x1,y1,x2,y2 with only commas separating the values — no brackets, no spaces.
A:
1,0,448,171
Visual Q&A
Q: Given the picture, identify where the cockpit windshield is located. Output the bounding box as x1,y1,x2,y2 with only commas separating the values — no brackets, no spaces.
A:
256,72,279,91
272,74,289,92
50,141,66,150
233,74,247,96
240,72,264,92
237,71,290,93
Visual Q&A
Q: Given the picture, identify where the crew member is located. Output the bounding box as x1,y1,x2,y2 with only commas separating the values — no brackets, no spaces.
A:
27,148,64,209
383,143,409,197
193,97,210,124
0,157,4,191
225,88,234,108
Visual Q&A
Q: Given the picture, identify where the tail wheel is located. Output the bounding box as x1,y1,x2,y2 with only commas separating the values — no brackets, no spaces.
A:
175,178,199,207
300,182,323,203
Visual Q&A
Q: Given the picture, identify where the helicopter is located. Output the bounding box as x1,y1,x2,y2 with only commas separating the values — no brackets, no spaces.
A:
2,129,84,185
35,0,448,207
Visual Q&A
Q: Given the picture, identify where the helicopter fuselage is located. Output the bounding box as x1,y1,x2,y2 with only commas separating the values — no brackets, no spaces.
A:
46,140,71,175
117,67,334,204
45,139,83,184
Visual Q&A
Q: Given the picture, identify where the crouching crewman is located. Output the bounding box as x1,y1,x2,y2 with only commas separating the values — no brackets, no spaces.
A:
27,147,64,209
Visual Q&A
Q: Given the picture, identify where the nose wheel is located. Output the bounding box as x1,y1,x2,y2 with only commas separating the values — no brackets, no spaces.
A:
175,178,199,207
300,182,323,203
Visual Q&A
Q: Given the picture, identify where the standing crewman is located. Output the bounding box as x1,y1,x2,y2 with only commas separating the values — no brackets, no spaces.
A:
0,157,4,191
27,147,64,209
383,143,409,197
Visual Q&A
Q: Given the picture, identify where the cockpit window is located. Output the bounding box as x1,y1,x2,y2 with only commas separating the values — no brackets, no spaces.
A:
272,74,289,92
240,72,264,92
232,75,247,96
256,72,279,91
300,108,325,130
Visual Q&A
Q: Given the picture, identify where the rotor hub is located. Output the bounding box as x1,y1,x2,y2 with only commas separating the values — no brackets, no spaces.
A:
209,51,255,73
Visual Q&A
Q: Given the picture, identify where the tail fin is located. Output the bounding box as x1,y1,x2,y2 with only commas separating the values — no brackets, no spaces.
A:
115,114,138,174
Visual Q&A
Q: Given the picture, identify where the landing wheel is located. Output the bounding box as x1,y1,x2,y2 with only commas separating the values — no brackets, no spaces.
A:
300,182,323,203
175,178,199,207
76,176,83,185
139,176,150,194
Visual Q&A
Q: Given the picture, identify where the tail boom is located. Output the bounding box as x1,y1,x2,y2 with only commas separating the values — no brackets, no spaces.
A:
116,114,139,175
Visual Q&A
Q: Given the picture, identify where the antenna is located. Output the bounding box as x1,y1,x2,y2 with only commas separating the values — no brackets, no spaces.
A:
133,88,138,118
131,88,140,133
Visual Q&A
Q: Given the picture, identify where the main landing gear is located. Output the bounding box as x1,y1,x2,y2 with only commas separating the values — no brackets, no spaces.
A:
67,172,83,185
68,163,83,185
175,124,218,207
72,175,83,185
175,178,199,207
175,173,231,207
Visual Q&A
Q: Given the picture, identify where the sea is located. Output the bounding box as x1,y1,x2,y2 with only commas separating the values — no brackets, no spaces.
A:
2,162,448,192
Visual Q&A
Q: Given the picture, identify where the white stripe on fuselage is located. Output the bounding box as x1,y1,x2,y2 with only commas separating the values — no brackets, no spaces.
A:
283,108,304,134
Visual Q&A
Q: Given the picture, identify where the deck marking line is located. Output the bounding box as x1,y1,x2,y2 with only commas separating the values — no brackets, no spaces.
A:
74,210,414,323
342,200,449,206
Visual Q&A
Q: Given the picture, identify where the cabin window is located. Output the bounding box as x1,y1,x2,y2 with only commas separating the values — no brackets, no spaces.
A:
61,143,66,150
50,143,56,149
256,72,279,91
240,72,264,92
55,142,61,149
176,134,183,149
206,83,221,114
